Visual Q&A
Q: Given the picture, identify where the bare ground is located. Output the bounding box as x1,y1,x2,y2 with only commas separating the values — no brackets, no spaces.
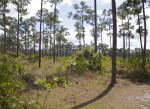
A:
23,74,150,109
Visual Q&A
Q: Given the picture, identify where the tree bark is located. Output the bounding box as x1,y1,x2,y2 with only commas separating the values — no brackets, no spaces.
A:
42,21,44,57
60,42,62,57
142,0,147,69
25,33,27,55
111,0,117,85
94,0,97,53
28,32,30,55
3,3,6,53
137,14,143,54
53,2,57,63
33,32,35,55
81,8,85,48
127,15,130,58
17,5,20,57
39,0,43,68
49,26,52,56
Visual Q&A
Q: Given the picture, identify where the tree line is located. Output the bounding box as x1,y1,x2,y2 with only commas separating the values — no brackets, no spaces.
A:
0,0,149,85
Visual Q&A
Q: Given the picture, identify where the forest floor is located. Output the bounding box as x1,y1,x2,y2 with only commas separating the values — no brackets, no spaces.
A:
23,72,150,109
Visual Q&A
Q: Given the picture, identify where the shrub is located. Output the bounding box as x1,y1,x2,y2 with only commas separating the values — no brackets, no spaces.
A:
70,46,102,73
0,54,25,108
27,54,39,63
122,54,150,80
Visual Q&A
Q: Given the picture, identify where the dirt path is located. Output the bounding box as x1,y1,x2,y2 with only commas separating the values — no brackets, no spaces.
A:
25,75,150,109
120,81,150,109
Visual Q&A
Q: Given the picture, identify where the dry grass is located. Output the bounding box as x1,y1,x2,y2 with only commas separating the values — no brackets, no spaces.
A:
21,58,150,109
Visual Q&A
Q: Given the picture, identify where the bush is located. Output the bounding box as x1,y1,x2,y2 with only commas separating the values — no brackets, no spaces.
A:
121,54,150,80
70,46,102,73
27,54,39,63
0,54,25,108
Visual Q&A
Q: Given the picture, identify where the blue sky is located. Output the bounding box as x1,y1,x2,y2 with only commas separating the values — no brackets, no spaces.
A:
2,0,150,49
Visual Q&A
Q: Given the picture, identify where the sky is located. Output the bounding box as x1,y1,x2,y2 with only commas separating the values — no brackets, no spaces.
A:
2,0,150,50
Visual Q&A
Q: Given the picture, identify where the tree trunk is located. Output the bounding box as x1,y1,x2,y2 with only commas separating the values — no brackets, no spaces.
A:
82,8,85,48
94,0,97,53
53,2,57,63
122,20,125,60
142,0,147,69
123,31,125,60
17,6,20,57
79,37,81,50
111,0,117,85
3,3,6,53
127,15,130,58
57,43,58,57
28,33,30,55
25,33,27,55
49,26,52,56
33,32,35,55
101,30,103,53
137,14,143,54
63,44,65,57
128,35,130,57
42,21,44,57
8,29,11,51
39,0,43,68
60,42,62,57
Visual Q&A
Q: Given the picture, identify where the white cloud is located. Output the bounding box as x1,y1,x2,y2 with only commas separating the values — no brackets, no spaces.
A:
59,17,63,22
61,0,72,6
1,0,150,50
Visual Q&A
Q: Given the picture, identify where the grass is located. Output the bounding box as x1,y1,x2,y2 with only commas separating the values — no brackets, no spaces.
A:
18,55,150,109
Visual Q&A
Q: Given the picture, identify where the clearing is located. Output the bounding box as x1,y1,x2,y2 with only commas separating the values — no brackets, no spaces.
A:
23,73,150,109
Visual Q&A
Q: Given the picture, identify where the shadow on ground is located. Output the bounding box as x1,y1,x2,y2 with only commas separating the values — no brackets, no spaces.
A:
70,84,114,109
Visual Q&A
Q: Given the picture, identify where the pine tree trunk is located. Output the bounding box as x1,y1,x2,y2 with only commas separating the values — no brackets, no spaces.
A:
53,2,57,63
79,37,81,50
127,15,130,58
28,33,30,55
49,26,52,56
33,32,35,55
42,21,44,57
138,14,143,50
81,9,85,48
57,43,58,57
142,0,147,69
137,14,143,54
111,0,117,85
17,6,20,57
94,0,97,53
39,0,43,68
3,3,6,53
60,42,61,57
123,32,125,60
25,33,27,55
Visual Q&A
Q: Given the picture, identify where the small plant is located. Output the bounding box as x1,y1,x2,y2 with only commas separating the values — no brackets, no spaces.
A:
34,77,52,108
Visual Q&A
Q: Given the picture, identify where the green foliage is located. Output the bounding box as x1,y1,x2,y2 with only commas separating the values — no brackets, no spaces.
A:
57,76,68,88
0,54,25,108
118,54,150,80
27,54,39,63
70,46,102,74
101,57,111,74
126,55,150,79
34,77,52,92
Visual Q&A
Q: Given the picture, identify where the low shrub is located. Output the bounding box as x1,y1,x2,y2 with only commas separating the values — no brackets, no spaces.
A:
120,54,150,80
70,46,102,74
27,54,39,63
0,54,25,108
